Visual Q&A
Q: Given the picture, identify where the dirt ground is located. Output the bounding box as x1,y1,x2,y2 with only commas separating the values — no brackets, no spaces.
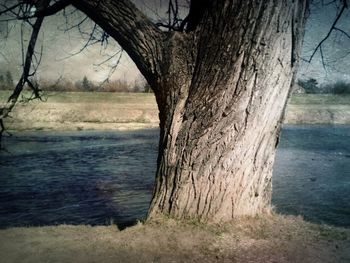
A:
0,214,349,263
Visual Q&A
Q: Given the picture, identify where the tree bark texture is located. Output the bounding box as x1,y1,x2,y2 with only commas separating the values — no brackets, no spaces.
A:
74,0,309,222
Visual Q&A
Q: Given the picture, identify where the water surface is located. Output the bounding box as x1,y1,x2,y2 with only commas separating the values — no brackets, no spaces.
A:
0,130,158,228
0,125,349,228
272,125,350,226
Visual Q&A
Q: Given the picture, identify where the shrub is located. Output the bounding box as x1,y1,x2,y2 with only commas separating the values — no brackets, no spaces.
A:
39,78,77,92
27,77,150,93
144,83,152,93
297,78,319,94
5,70,14,88
0,71,14,90
100,79,131,92
321,81,350,94
332,81,350,94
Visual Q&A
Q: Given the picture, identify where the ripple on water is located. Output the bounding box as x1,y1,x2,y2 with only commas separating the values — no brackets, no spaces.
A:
0,126,349,228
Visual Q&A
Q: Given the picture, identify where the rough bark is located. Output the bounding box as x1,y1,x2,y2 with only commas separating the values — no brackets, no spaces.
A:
74,0,309,222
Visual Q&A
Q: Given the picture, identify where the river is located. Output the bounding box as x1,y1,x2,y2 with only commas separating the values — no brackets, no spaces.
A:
0,125,349,228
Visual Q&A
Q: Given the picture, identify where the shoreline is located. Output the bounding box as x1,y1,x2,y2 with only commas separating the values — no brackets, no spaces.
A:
1,92,350,132
6,121,159,132
284,104,350,125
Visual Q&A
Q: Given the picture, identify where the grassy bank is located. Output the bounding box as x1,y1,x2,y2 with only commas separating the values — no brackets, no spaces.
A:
1,91,349,130
285,94,350,124
0,90,156,103
289,94,350,105
0,91,159,131
0,214,349,263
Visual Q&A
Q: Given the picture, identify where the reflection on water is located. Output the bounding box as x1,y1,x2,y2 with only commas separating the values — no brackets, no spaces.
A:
0,125,349,228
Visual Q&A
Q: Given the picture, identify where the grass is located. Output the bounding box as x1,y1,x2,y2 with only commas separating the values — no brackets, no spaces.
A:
2,90,348,106
1,91,349,128
290,94,350,105
0,90,156,105
4,213,347,263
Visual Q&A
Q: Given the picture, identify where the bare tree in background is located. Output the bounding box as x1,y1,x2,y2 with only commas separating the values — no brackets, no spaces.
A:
1,0,337,222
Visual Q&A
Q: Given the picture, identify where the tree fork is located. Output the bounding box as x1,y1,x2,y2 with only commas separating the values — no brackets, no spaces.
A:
1,0,309,222
53,0,310,222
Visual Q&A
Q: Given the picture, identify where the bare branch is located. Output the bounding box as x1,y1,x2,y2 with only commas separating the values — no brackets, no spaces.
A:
34,0,71,17
307,0,348,63
333,26,350,38
71,0,163,88
0,2,23,16
0,0,71,21
0,0,50,144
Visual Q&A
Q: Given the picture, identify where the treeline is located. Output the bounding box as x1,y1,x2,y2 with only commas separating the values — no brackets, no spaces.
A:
297,78,350,94
39,76,151,93
0,72,152,93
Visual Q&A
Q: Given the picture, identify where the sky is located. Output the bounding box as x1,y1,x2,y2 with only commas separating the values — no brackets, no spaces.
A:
0,8,142,83
0,1,349,85
298,1,350,84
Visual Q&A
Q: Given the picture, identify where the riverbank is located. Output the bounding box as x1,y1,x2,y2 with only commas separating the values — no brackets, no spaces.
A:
1,91,159,131
1,92,349,130
285,94,350,124
0,214,349,263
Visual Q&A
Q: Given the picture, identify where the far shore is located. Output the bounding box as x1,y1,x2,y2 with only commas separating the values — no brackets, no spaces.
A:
1,91,349,131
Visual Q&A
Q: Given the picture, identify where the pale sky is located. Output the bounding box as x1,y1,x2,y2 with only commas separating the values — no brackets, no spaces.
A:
0,10,142,83
0,1,349,85
298,1,350,84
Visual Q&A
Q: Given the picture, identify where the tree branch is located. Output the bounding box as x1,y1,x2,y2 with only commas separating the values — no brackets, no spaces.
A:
71,0,164,89
307,0,348,63
0,1,50,145
0,2,23,16
34,0,72,17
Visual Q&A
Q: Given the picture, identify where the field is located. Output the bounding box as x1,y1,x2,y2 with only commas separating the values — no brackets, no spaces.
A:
0,91,159,131
0,91,349,130
285,94,350,124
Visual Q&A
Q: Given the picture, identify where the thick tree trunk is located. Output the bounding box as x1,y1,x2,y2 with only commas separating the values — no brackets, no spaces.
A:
148,1,309,221
75,0,308,222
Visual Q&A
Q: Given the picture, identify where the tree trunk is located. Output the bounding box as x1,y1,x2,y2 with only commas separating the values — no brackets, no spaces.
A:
75,0,309,222
148,1,309,221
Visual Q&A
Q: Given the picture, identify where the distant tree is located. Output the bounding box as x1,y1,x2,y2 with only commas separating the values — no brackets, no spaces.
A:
77,76,95,91
100,79,131,92
144,83,152,93
322,81,350,94
332,81,350,94
82,76,90,90
131,80,142,92
5,71,13,88
0,75,4,90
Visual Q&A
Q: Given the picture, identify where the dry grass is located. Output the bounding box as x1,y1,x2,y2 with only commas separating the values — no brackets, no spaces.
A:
0,91,159,131
289,94,350,105
0,214,349,263
1,92,350,130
